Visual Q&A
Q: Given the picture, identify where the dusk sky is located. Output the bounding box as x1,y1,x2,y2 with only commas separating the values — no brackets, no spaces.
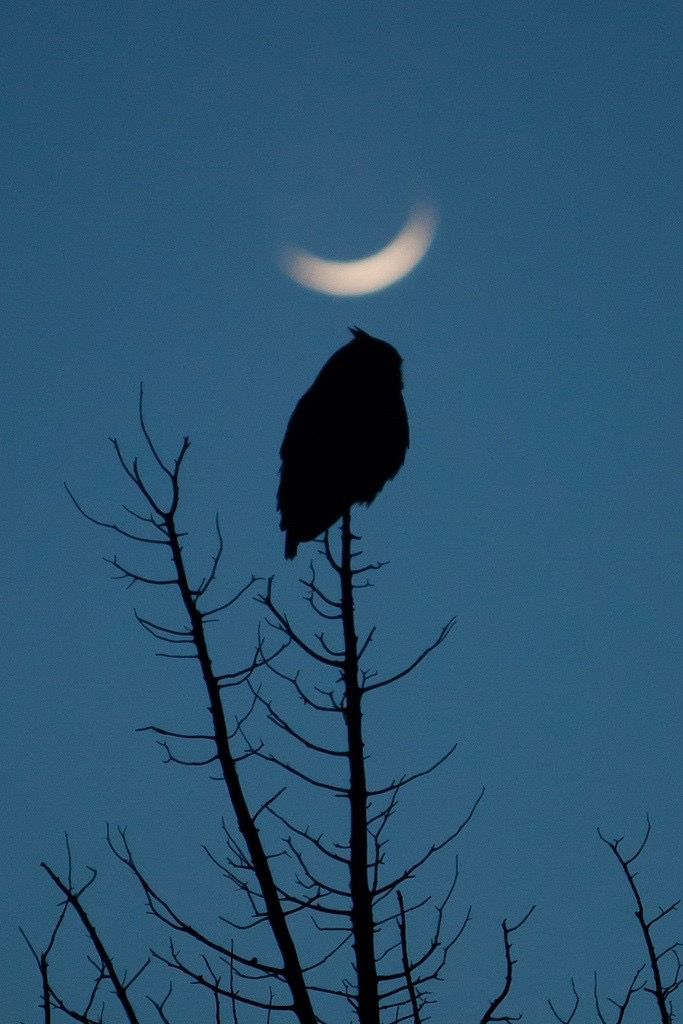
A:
2,3,680,1021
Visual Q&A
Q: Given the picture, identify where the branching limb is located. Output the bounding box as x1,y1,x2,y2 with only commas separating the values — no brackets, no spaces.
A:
258,577,345,668
64,483,168,546
375,787,484,899
147,982,174,1024
479,906,535,1024
151,942,294,1013
598,819,680,1024
594,965,646,1024
36,854,144,1024
363,618,456,693
548,978,579,1023
397,891,423,1024
368,741,458,797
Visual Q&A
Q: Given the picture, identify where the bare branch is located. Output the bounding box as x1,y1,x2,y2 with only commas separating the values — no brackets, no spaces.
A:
479,907,535,1024
368,741,458,797
257,578,345,668
41,860,142,1024
397,891,423,1024
375,787,484,897
65,484,168,546
548,978,579,1023
598,819,678,1024
594,965,646,1024
364,617,457,693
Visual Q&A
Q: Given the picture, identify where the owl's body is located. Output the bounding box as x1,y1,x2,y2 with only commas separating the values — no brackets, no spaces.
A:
278,327,409,559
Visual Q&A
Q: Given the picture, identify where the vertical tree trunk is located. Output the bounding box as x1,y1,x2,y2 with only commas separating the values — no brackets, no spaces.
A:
340,509,380,1024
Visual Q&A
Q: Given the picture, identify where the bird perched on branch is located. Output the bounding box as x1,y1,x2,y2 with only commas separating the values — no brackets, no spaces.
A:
278,326,409,559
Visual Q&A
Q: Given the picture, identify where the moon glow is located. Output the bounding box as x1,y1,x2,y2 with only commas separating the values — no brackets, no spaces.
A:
281,205,437,297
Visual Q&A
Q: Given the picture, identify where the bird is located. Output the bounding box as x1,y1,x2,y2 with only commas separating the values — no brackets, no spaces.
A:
277,326,409,559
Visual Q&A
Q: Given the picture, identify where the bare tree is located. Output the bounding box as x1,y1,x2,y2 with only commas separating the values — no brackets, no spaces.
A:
593,819,681,1024
24,394,678,1024
545,818,680,1024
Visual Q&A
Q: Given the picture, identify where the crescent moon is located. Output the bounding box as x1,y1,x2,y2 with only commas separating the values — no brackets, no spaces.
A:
281,205,438,297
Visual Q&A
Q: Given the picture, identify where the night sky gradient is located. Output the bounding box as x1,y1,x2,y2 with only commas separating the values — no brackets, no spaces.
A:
2,3,680,1021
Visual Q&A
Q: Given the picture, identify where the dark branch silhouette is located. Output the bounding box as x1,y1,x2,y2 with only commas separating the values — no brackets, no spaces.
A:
478,907,535,1024
25,375,679,1024
546,821,680,1023
596,820,680,1024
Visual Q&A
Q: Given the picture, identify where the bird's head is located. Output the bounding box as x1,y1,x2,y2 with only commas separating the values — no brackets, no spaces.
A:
347,326,404,386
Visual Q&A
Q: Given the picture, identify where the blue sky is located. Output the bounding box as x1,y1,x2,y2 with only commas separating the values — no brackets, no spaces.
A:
2,2,680,1020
